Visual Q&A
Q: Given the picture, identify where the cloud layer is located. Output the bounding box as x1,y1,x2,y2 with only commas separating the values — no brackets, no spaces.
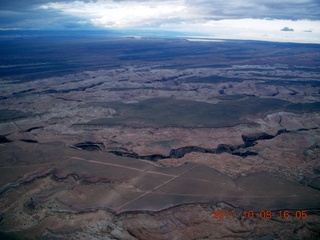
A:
36,0,320,28
1,0,320,43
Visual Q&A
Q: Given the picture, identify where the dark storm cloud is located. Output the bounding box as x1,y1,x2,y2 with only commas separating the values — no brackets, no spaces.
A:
281,27,294,31
0,0,90,10
187,0,320,20
0,0,93,29
100,0,320,21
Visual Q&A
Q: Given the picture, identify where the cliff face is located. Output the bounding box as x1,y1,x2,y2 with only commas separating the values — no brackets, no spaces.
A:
2,202,320,239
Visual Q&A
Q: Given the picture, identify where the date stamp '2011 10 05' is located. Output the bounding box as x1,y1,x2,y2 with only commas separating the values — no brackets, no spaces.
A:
212,209,308,220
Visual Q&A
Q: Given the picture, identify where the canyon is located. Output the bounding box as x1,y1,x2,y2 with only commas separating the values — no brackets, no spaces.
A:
0,37,319,239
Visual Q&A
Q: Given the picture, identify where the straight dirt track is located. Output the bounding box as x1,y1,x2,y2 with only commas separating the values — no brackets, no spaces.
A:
1,142,319,214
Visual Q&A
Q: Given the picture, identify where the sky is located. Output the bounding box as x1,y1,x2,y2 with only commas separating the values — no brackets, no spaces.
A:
0,0,320,43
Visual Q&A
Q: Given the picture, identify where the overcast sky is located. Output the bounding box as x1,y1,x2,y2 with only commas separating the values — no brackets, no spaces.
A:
0,0,319,43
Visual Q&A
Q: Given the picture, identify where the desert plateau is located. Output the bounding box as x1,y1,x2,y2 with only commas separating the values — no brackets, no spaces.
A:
0,32,320,239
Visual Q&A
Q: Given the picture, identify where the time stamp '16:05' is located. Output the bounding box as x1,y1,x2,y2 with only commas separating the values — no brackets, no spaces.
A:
212,210,308,220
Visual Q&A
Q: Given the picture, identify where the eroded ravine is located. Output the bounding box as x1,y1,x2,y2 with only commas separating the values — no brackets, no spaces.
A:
77,127,318,161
